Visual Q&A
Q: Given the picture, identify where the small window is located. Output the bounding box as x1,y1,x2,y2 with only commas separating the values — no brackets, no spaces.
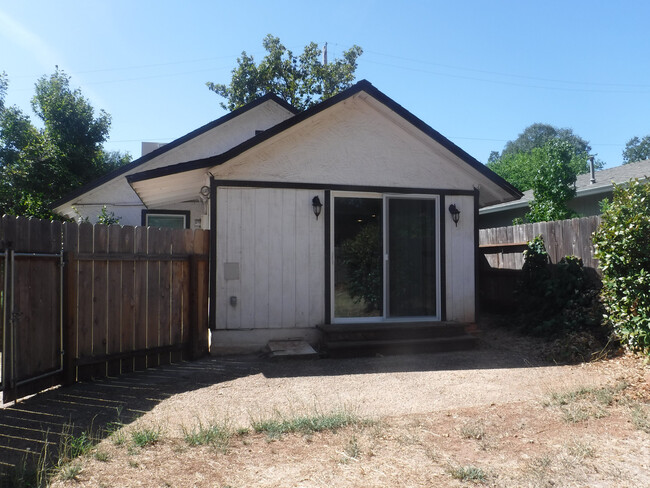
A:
142,210,190,229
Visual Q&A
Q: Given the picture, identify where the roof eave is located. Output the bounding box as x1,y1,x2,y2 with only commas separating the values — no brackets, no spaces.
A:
127,80,523,204
52,93,298,210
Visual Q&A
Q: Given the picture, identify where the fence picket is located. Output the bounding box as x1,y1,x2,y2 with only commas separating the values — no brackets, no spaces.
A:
479,216,603,312
107,225,122,376
0,216,209,403
133,226,148,371
120,226,135,374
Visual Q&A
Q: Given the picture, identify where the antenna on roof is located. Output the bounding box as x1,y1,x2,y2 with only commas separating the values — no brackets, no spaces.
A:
323,42,328,65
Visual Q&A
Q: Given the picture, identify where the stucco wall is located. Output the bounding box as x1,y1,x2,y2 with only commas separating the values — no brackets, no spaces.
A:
210,95,498,200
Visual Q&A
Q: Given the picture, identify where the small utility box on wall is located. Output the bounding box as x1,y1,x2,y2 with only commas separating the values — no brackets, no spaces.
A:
224,262,240,281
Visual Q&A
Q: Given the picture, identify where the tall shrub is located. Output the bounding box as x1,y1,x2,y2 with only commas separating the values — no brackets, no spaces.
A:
593,179,650,353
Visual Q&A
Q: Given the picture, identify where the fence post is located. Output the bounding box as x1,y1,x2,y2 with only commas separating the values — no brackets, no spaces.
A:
188,254,207,359
63,251,77,385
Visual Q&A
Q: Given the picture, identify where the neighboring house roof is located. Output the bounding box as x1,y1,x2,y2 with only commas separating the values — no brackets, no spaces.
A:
51,93,298,215
479,158,650,216
127,80,522,208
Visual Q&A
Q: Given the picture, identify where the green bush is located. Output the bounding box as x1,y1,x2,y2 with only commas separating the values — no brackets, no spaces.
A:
515,236,606,354
593,179,650,354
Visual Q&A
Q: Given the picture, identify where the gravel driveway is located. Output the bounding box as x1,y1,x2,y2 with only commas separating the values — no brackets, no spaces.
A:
0,323,628,474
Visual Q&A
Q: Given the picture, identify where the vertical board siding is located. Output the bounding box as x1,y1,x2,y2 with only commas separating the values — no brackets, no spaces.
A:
445,195,476,322
0,216,209,403
215,187,325,330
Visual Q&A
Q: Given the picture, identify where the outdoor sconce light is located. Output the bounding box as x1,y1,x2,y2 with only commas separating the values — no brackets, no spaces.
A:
312,196,323,220
448,204,460,227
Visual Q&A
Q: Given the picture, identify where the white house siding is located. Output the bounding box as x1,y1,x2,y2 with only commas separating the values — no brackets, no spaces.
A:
209,95,505,206
444,194,476,322
213,187,325,351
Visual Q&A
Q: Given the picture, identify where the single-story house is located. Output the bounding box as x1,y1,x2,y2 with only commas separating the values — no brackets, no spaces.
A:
479,159,650,229
54,80,521,352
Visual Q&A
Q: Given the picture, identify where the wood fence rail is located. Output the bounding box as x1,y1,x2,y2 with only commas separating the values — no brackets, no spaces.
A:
478,216,603,312
479,216,602,270
0,215,209,403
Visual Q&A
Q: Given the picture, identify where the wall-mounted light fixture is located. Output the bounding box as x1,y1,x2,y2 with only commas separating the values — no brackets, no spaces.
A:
312,196,323,220
448,204,460,227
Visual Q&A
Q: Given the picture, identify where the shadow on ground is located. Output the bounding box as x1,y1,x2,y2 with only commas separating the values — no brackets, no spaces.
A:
0,325,550,483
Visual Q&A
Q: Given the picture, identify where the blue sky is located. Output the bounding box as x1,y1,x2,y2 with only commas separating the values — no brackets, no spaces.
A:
1,0,649,168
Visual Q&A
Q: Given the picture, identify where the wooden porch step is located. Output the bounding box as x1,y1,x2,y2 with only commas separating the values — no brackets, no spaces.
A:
318,321,479,357
323,335,478,357
319,321,471,343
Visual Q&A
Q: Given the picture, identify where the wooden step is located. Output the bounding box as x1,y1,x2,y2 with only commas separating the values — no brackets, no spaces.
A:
318,321,479,357
319,321,472,343
323,335,478,357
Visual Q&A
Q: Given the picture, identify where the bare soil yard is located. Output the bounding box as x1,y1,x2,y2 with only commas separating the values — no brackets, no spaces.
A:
35,323,650,487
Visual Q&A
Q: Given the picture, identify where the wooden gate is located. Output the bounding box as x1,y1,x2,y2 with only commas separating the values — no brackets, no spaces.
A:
0,219,64,403
0,216,210,404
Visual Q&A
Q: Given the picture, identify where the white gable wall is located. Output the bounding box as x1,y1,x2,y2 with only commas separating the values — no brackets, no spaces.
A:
55,100,295,224
209,94,495,203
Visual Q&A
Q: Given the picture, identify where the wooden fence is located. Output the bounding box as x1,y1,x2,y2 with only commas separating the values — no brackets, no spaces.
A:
0,215,209,403
478,216,602,311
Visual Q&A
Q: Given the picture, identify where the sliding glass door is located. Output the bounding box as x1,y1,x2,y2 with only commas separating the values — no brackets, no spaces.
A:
332,193,439,322
386,197,437,318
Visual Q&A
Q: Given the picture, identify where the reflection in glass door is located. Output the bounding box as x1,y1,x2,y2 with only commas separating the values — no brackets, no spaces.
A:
387,197,437,318
332,193,439,322
333,196,383,319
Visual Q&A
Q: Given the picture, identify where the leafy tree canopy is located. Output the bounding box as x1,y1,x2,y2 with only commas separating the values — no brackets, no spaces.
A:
526,139,581,223
0,69,130,219
487,123,597,192
622,135,650,164
207,34,363,112
0,72,7,111
499,123,592,159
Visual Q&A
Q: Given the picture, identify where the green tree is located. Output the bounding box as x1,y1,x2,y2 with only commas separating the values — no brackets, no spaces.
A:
0,69,130,218
593,179,650,354
622,135,650,164
207,35,363,112
500,123,592,159
0,72,7,110
487,123,596,192
486,151,538,192
526,139,582,223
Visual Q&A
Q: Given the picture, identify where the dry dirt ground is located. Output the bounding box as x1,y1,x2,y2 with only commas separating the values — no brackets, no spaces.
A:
9,323,650,487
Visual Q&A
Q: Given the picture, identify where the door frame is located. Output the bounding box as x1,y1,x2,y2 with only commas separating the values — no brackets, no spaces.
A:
329,191,441,324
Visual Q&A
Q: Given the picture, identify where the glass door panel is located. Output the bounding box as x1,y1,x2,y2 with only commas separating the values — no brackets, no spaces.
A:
333,197,383,319
387,197,437,318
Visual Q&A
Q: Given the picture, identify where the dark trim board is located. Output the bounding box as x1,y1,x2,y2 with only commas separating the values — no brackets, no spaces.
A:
474,188,480,322
52,93,298,209
324,190,332,325
214,179,477,197
439,194,447,321
209,175,217,330
124,80,522,203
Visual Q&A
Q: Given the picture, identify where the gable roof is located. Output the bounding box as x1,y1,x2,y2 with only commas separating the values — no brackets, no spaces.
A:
480,159,650,215
51,93,298,209
126,80,522,204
